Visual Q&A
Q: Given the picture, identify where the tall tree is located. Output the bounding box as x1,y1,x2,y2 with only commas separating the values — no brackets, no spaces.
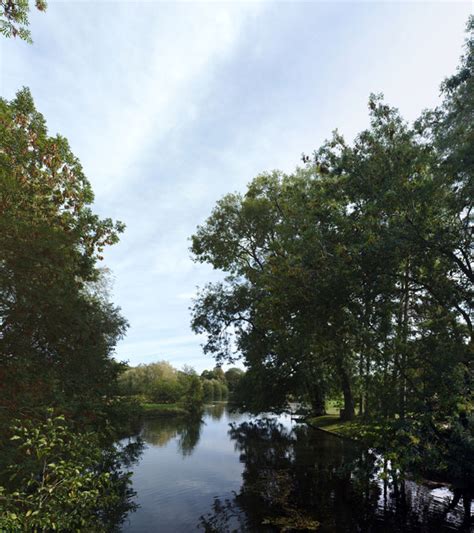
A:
0,89,127,420
191,17,473,450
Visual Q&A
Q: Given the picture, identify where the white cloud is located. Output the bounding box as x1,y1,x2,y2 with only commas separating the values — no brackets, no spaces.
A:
177,292,197,300
2,1,470,372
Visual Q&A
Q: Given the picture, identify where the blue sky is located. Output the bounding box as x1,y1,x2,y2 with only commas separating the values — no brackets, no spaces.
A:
1,1,471,372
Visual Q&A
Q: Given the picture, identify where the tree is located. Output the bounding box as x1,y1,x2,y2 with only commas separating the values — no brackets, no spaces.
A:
225,367,244,393
191,171,359,417
181,373,204,415
213,365,226,382
118,361,181,401
190,17,473,473
202,379,214,401
211,379,223,401
0,89,127,422
0,0,47,43
201,369,216,380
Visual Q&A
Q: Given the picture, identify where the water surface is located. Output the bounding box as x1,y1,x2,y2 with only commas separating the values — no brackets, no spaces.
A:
121,404,473,532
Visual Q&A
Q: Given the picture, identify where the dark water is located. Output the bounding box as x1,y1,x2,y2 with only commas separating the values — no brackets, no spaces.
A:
120,404,473,532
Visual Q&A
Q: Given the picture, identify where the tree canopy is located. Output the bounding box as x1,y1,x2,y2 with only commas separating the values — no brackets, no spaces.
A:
191,18,473,478
0,88,127,422
0,88,139,530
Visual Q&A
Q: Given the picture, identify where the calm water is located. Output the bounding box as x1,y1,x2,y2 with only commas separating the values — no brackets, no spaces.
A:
120,404,473,532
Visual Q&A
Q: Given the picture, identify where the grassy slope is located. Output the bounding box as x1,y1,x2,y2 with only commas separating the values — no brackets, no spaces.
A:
307,401,373,442
141,403,188,417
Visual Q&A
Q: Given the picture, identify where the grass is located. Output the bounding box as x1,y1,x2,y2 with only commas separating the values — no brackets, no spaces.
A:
307,402,371,442
141,403,188,417
325,400,341,416
313,418,368,439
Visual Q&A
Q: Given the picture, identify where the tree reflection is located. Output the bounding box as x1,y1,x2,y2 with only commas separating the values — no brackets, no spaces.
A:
200,419,472,532
141,417,182,447
206,402,226,421
141,416,203,457
444,487,474,529
104,436,145,531
178,415,202,456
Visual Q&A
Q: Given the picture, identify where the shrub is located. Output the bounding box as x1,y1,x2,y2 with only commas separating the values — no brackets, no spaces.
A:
0,412,135,532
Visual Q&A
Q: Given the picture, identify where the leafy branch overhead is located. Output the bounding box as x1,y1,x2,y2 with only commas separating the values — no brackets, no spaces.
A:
0,0,46,43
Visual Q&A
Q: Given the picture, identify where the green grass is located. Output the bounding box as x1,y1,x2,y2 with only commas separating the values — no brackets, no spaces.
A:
141,403,188,417
325,400,341,416
308,414,369,440
308,414,340,428
307,402,371,442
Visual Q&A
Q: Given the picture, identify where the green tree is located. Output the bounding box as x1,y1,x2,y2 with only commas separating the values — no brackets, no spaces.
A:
118,361,181,402
181,373,204,415
0,89,127,423
0,0,47,43
191,171,356,416
211,379,223,401
213,366,226,382
202,379,214,401
201,369,216,380
190,17,473,474
224,367,244,393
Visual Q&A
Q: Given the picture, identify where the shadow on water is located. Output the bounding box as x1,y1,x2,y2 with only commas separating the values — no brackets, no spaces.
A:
199,418,474,532
119,409,473,532
104,436,146,532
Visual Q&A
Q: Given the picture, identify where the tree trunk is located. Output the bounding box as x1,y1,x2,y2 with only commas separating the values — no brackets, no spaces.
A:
340,367,355,421
364,351,370,417
310,386,326,416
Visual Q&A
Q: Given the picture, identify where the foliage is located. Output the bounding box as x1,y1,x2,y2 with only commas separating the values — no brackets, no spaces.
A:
0,0,46,43
179,371,204,415
0,89,127,426
202,379,228,402
200,366,227,382
224,367,244,393
191,19,474,481
118,361,181,400
0,89,138,529
0,412,136,532
119,361,232,410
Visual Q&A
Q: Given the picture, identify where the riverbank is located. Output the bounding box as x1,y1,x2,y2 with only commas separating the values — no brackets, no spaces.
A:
303,401,375,443
141,403,189,417
305,413,461,490
306,414,372,442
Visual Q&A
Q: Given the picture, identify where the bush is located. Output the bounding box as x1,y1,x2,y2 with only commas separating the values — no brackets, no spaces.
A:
0,412,135,532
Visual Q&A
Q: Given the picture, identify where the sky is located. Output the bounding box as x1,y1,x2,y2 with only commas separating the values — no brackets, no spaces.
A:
0,1,472,373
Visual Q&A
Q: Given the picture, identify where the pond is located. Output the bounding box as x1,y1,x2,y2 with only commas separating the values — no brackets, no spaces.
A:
120,404,473,532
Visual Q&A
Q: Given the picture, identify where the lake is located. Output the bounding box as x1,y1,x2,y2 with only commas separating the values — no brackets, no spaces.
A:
120,403,473,532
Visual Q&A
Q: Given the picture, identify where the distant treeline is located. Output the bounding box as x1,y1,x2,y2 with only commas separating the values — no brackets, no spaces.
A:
118,361,244,405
